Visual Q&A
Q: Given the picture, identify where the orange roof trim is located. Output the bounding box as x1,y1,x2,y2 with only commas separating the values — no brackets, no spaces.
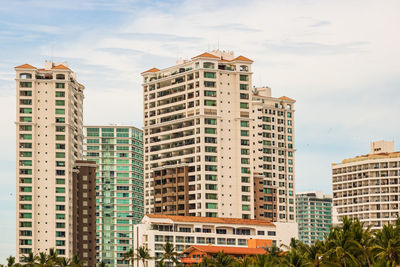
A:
232,55,253,62
52,64,70,70
15,64,36,69
184,245,266,255
192,52,220,59
146,214,275,226
279,96,296,102
142,68,160,74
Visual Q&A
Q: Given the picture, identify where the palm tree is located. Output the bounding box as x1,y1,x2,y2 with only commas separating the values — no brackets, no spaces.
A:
6,256,15,267
351,219,374,267
234,255,253,267
20,252,38,267
37,252,50,267
161,242,179,266
282,248,308,267
372,220,400,266
136,246,153,267
98,260,107,267
48,248,58,265
58,257,71,267
71,254,83,267
123,248,136,267
213,252,235,267
324,217,359,267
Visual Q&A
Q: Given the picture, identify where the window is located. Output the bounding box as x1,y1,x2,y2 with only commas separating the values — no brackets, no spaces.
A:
206,203,217,209
204,72,216,78
240,84,248,90
240,121,249,127
204,81,216,88
205,128,216,134
205,118,217,125
55,100,65,106
203,62,215,69
204,90,216,97
240,75,248,81
55,92,65,97
55,83,65,88
20,73,32,79
20,82,32,88
204,100,216,106
56,109,65,115
240,102,249,109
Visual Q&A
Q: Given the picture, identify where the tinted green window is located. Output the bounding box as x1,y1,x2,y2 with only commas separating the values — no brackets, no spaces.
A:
206,203,217,209
56,109,65,115
56,196,65,202
55,83,65,88
55,92,65,97
205,128,216,134
204,72,216,78
56,100,65,106
56,135,65,140
56,179,65,184
56,152,65,158
240,121,249,127
22,117,32,122
205,118,216,125
56,187,65,193
56,214,65,219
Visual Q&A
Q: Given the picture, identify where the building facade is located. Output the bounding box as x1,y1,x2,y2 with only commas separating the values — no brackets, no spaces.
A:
332,141,400,229
72,160,97,267
15,62,84,260
84,126,144,266
295,191,332,244
142,50,296,222
134,214,298,267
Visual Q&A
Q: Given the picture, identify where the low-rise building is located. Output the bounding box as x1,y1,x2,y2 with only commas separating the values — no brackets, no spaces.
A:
134,214,297,267
181,245,266,265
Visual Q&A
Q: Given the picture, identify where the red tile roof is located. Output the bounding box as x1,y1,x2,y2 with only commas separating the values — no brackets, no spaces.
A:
52,64,70,70
146,214,274,226
279,96,296,102
184,245,266,255
192,52,220,59
232,55,253,62
37,68,51,71
142,68,160,74
15,64,36,69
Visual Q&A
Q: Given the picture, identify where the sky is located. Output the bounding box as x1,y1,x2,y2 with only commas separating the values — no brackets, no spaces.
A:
1,0,400,261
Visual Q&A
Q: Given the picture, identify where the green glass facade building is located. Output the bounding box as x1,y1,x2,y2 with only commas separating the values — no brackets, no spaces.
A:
84,126,144,266
296,191,332,244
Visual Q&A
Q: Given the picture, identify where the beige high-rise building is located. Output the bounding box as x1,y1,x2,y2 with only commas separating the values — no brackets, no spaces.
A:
142,50,296,222
15,62,84,260
332,141,400,229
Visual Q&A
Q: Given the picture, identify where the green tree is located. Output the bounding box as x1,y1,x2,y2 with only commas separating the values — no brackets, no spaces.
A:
136,246,153,267
213,252,235,267
71,255,83,267
372,219,400,266
97,260,107,267
20,252,38,267
161,242,179,266
123,249,136,267
6,256,16,267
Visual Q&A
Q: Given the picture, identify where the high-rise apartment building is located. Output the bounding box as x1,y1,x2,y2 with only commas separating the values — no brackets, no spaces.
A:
332,141,400,229
142,50,296,222
84,126,144,266
72,160,97,267
295,191,332,244
15,62,84,260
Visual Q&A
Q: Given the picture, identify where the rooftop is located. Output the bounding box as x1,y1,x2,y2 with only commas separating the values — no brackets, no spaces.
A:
145,214,275,227
142,50,253,75
334,151,400,165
